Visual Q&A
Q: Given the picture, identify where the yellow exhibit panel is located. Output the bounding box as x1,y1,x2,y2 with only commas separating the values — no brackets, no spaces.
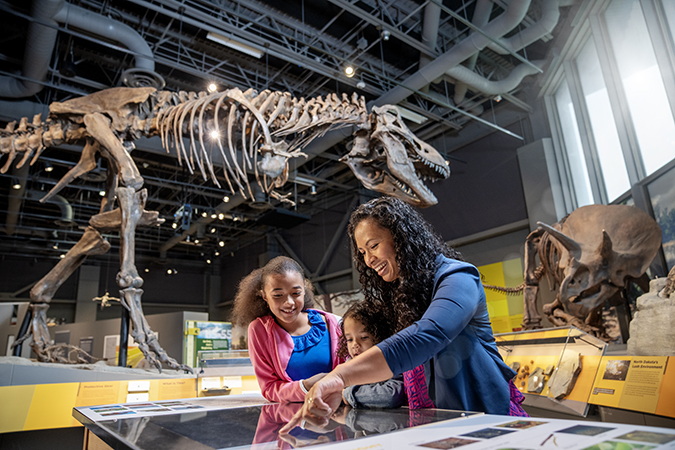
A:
478,259,525,332
157,378,197,400
590,356,675,418
0,385,36,433
75,382,123,407
23,383,81,431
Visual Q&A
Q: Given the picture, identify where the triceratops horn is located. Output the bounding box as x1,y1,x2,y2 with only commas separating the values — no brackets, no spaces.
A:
598,229,613,260
537,221,582,256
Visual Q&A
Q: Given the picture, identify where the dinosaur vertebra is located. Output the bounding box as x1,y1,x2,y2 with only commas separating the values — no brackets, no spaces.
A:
0,86,449,371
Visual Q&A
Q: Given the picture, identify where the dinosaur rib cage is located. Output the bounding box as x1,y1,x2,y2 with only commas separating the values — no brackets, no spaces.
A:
155,88,369,204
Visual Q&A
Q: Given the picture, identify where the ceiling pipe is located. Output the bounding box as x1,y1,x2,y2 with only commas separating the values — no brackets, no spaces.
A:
0,0,156,98
446,60,546,96
373,0,532,107
486,0,561,55
419,1,442,70
0,0,64,98
25,190,76,227
53,3,155,71
454,0,493,104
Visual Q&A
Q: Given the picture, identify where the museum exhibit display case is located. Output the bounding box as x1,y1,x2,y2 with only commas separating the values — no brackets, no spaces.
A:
495,326,607,417
73,395,675,450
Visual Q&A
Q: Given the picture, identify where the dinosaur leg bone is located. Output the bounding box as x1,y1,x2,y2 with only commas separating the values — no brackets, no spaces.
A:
83,112,143,190
120,287,193,373
115,186,146,289
15,227,111,360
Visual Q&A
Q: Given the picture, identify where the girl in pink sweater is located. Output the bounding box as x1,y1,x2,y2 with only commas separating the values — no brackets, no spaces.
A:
232,256,343,402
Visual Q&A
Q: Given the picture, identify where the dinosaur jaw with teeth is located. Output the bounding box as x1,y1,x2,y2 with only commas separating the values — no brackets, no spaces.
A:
341,129,449,208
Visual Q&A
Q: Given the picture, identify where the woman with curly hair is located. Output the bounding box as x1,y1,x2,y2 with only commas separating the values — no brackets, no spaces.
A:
337,299,405,409
282,197,526,432
231,256,343,403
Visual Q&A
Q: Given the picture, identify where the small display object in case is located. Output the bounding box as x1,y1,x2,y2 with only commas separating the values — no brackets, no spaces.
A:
495,326,607,416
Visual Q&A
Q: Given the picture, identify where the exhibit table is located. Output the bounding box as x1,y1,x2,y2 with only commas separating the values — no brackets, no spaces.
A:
73,394,675,450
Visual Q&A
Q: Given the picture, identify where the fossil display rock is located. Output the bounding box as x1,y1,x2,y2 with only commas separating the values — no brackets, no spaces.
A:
548,350,581,399
628,278,675,356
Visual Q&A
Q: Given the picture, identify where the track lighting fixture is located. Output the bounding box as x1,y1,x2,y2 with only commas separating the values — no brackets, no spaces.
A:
344,64,355,78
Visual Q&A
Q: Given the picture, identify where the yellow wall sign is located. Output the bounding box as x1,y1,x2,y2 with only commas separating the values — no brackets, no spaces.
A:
589,356,673,417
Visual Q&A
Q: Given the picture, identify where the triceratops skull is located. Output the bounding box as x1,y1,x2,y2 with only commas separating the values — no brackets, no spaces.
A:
537,205,661,322
340,105,449,208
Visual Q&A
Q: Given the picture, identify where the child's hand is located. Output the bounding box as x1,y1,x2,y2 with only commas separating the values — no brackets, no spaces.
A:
303,372,327,391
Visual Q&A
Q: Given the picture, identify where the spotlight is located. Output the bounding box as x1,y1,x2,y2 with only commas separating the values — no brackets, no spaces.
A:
207,83,218,93
381,30,390,41
12,180,21,190
44,162,53,172
144,268,150,273
210,227,216,233
218,213,225,220
167,269,172,275
172,222,178,229
194,239,200,244
356,80,366,89
219,240,225,247
59,254,65,259
211,213,217,219
202,211,208,218
214,251,220,256
99,190,106,196
206,259,211,264
52,243,59,250
310,185,317,195
232,214,240,222
494,94,502,102
210,130,220,139
344,64,355,78
223,196,230,203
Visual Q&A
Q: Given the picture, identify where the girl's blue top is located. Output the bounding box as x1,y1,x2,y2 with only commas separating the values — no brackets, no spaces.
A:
286,309,333,381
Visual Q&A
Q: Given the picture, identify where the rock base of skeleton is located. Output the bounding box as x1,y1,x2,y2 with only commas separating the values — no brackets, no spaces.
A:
627,278,675,356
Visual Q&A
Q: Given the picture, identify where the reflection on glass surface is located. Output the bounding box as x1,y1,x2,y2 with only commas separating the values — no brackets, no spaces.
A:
605,0,675,176
93,402,469,450
576,36,630,201
647,164,675,270
554,79,593,207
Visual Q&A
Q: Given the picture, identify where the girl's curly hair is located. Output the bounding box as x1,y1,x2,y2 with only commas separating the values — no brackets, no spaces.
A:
337,298,393,360
347,196,462,332
231,256,315,326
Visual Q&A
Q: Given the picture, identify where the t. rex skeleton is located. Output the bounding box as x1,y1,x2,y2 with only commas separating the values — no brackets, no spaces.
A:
0,86,449,371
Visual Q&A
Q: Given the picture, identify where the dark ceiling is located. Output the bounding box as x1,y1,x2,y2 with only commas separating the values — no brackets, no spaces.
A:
0,0,567,268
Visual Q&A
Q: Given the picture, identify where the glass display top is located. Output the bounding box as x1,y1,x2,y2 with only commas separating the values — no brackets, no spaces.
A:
74,397,474,450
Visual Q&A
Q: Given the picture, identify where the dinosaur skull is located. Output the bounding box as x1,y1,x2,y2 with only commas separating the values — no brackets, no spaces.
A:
340,105,449,208
538,205,661,321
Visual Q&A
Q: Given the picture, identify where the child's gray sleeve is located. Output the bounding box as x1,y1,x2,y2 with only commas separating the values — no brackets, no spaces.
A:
343,375,405,409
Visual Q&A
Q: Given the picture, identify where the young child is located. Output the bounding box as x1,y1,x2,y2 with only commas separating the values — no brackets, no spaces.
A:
337,299,406,409
232,256,344,402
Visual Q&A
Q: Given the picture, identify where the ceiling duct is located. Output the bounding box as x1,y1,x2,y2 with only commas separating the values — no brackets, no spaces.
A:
0,0,162,98
25,190,76,227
